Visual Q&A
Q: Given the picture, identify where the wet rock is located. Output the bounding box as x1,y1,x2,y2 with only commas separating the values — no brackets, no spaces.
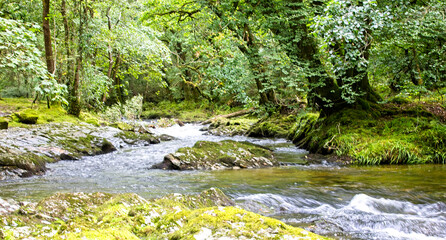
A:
176,119,185,126
0,122,160,179
247,114,298,138
115,131,160,146
0,197,19,215
158,134,176,141
0,189,329,240
207,118,257,136
0,167,29,181
156,188,235,209
36,192,114,219
110,122,134,131
100,139,116,154
152,140,278,170
136,125,152,134
0,149,48,177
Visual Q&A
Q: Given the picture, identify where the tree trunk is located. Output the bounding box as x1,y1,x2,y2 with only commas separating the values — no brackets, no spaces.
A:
68,54,82,116
61,0,73,85
68,0,86,117
42,0,55,75
206,3,276,106
112,54,122,103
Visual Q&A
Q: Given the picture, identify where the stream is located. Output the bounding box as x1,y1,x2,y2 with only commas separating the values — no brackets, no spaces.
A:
0,124,445,239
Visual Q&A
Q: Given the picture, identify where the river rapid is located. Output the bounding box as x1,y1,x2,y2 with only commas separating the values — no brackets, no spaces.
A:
0,124,445,239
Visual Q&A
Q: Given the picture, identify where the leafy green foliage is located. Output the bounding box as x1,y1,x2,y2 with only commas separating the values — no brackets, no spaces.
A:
370,1,446,97
101,95,143,123
0,17,67,103
312,0,391,103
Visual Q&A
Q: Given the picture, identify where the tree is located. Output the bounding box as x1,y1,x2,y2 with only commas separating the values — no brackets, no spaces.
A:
201,0,278,105
0,17,66,103
42,0,55,75
370,0,446,98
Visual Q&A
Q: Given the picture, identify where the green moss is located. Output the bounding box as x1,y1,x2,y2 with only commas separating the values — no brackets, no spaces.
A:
79,112,107,127
0,98,107,128
293,103,446,165
115,131,159,145
110,122,134,131
154,140,278,170
158,206,328,240
208,117,258,136
64,228,140,240
0,151,49,174
248,114,300,138
0,189,329,240
14,111,38,124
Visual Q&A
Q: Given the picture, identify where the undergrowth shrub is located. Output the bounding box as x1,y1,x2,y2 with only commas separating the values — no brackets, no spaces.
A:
101,95,143,123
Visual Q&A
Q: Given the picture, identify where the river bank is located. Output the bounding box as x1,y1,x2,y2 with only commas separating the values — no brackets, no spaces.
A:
208,102,446,165
0,188,329,239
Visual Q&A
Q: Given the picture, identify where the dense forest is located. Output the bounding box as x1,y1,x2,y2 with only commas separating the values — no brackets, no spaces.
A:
1,1,446,239
1,0,444,111
1,0,446,164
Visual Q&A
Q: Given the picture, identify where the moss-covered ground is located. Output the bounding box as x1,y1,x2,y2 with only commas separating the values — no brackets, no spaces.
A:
290,102,446,165
0,98,110,128
0,189,330,240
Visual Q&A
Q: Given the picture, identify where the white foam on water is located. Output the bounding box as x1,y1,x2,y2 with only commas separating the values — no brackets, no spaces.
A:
238,193,446,240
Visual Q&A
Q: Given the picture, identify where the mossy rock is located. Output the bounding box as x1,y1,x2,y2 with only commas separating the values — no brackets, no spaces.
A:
56,135,116,157
152,140,278,170
247,114,298,138
0,147,49,177
115,131,160,145
111,122,135,131
14,112,38,124
0,189,330,240
208,118,258,136
0,118,7,130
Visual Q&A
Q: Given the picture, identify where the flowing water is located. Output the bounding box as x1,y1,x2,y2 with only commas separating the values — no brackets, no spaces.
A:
0,124,445,239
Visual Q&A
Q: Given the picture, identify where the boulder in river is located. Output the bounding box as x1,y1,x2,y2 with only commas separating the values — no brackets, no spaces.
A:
0,189,329,239
152,140,278,170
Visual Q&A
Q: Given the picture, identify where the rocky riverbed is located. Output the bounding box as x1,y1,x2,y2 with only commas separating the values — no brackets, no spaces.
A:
0,122,160,180
0,188,329,240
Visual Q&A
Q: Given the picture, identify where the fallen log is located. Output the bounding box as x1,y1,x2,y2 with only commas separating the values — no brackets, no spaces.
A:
202,108,254,125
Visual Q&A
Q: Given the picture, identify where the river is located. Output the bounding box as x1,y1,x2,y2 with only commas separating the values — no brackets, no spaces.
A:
0,124,445,239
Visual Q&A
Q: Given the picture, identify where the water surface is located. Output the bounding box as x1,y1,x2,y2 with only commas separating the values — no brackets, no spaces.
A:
0,124,445,239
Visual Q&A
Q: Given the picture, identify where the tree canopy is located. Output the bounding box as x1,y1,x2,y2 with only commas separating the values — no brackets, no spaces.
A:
0,0,445,115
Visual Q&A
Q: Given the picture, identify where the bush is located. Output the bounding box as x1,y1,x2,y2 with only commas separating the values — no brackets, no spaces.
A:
101,95,143,123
